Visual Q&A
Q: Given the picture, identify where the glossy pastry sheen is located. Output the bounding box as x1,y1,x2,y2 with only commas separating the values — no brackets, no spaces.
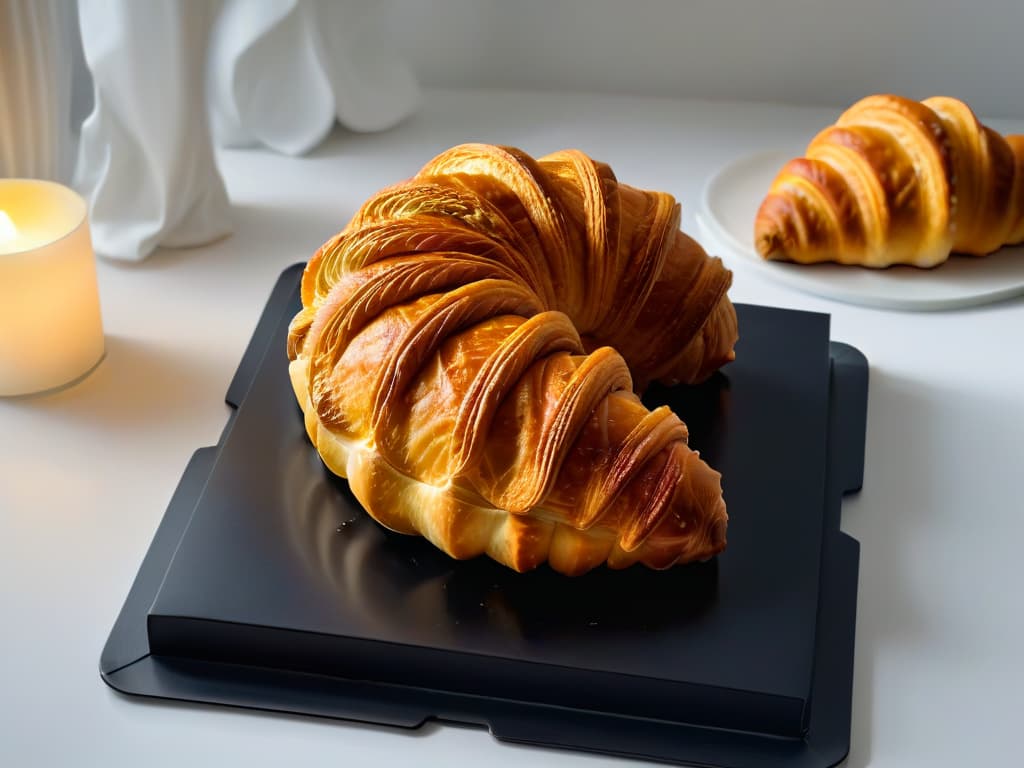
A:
288,143,737,576
755,95,1024,268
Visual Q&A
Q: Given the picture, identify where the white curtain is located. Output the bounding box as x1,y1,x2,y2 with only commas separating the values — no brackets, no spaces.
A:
72,0,420,262
0,0,77,183
208,0,419,155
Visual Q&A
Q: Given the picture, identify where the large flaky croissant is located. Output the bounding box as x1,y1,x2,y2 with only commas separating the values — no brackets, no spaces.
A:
287,143,738,576
755,94,1024,268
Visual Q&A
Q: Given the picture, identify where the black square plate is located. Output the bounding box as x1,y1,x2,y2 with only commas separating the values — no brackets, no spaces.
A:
102,263,867,767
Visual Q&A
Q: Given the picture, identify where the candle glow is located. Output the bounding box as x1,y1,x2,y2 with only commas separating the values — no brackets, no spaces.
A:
0,210,16,245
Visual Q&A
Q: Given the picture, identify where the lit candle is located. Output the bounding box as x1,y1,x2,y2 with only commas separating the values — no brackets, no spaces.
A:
0,179,104,396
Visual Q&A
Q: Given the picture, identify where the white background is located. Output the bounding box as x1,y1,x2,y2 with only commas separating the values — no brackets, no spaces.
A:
388,0,1024,118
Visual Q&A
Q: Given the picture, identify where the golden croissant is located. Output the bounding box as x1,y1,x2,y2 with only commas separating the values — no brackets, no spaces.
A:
287,143,738,576
755,94,1024,268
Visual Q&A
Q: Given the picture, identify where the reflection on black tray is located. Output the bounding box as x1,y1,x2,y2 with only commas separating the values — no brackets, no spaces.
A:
285,437,719,642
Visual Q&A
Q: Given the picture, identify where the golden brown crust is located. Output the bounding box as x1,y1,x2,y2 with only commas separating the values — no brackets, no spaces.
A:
755,94,1024,268
289,143,737,576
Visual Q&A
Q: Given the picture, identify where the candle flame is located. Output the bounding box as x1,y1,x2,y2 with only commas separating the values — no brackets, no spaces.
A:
0,210,17,245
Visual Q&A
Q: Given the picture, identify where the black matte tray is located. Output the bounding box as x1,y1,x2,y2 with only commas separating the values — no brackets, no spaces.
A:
102,263,867,767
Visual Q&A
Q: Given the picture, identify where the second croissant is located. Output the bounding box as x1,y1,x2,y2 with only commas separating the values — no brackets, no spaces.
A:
755,94,1024,268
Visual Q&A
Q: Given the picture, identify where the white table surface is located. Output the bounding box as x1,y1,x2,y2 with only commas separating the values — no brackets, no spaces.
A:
2,88,1022,767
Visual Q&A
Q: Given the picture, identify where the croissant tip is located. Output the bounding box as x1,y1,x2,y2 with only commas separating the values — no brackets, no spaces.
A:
710,516,728,551
755,230,786,261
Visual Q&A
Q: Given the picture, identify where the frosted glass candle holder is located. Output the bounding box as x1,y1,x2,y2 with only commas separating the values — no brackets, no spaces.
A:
0,179,105,396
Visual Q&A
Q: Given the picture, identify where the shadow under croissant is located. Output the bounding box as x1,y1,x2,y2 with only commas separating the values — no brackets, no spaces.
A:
283,427,721,643
644,370,732,469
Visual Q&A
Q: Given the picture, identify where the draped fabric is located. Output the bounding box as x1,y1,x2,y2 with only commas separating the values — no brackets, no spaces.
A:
208,0,420,156
73,0,420,262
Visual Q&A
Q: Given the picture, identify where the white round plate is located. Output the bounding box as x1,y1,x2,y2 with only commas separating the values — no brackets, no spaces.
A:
695,150,1024,311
